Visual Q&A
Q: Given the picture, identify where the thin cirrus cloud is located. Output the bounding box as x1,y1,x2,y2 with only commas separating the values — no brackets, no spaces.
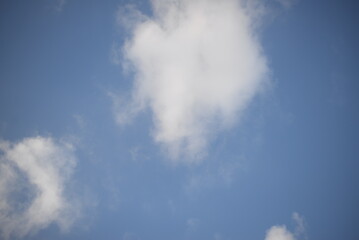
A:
114,0,269,164
0,136,78,239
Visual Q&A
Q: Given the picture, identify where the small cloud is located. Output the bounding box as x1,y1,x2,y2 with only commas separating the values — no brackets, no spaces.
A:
264,212,307,240
0,136,79,239
265,225,296,240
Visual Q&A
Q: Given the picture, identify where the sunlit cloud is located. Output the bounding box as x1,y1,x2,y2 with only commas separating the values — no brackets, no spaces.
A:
114,0,269,164
0,136,79,239
264,212,307,240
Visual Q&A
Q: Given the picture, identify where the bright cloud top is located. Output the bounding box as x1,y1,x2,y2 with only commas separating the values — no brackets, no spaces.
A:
265,225,296,240
0,136,78,239
264,212,306,240
117,0,268,163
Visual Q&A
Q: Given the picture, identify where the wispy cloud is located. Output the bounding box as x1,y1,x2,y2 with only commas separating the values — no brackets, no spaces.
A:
0,136,78,239
292,212,307,240
55,0,67,12
114,0,269,164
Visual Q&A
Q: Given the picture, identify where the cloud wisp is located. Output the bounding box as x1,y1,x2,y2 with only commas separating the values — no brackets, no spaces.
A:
55,0,67,12
0,136,78,239
115,0,269,164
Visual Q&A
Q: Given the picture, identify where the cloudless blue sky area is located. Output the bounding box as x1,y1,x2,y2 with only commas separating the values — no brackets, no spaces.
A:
0,0,358,240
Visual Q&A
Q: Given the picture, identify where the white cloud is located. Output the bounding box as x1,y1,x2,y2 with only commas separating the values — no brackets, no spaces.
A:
265,225,296,240
264,212,307,240
115,0,269,164
0,136,78,239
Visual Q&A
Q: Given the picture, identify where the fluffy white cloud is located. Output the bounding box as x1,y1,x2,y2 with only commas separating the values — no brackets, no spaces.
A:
115,0,269,164
264,212,306,240
0,136,78,239
265,225,296,240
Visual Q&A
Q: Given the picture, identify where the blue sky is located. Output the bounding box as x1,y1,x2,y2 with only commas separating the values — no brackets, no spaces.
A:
0,0,358,240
